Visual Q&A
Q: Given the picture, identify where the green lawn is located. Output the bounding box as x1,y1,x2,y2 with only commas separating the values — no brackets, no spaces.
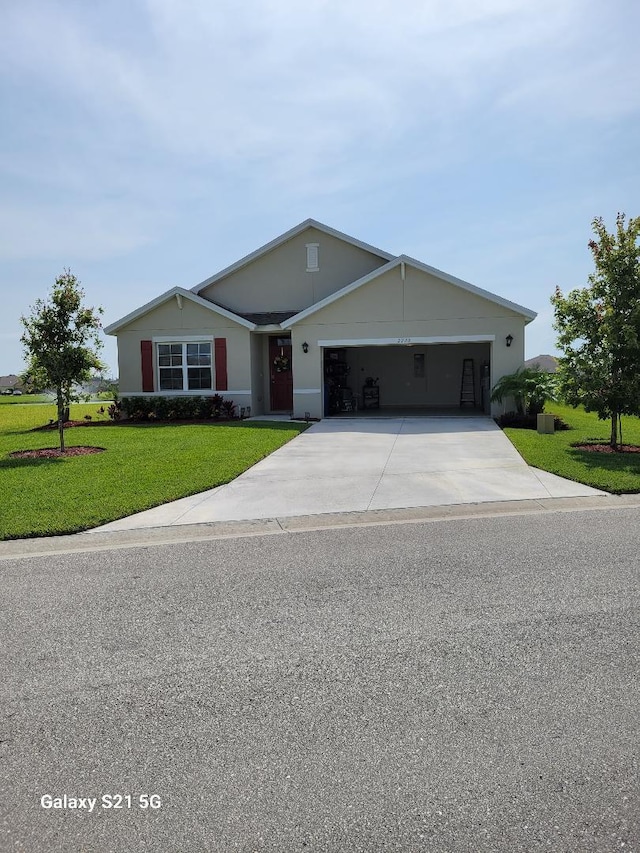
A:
0,403,308,539
503,402,640,494
0,393,51,404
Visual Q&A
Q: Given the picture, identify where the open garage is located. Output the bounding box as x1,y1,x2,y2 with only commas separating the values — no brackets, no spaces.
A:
286,251,536,420
323,341,492,415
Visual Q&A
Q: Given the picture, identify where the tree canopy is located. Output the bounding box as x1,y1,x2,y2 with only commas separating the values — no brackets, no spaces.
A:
551,213,640,448
20,270,104,451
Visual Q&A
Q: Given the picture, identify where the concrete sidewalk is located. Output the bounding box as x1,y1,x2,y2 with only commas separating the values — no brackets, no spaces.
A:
88,417,607,533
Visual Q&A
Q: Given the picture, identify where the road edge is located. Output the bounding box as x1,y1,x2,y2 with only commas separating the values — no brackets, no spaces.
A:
2,494,640,561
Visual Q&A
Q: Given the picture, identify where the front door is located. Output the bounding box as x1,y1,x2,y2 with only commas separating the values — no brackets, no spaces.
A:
269,336,293,411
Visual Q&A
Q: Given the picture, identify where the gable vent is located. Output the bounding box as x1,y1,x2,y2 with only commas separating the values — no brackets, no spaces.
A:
306,243,319,272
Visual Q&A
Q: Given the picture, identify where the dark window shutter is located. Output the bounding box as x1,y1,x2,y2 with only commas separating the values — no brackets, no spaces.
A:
214,338,227,391
141,340,154,392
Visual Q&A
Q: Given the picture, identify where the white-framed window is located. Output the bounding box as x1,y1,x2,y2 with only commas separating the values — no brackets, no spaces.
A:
157,341,212,391
306,242,319,272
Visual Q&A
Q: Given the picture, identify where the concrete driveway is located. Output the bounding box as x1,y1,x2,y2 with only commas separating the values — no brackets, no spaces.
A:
91,417,606,532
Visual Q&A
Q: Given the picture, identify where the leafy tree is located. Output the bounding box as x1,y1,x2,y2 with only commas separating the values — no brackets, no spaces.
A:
551,213,640,449
490,367,558,416
20,270,104,451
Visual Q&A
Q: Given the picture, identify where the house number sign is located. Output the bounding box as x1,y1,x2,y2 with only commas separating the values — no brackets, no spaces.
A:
397,337,412,344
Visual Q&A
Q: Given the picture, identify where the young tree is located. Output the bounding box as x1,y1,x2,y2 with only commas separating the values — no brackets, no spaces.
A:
20,270,104,452
551,213,640,449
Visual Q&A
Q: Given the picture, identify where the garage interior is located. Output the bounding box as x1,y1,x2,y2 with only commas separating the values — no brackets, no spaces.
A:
324,343,491,417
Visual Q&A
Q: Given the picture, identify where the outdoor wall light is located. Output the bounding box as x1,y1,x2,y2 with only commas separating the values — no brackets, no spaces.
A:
505,334,513,348
302,341,309,353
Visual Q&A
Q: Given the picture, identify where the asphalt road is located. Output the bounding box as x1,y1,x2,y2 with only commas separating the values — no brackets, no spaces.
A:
1,507,639,852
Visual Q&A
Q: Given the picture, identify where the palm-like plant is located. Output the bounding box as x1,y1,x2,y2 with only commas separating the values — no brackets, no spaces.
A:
491,367,558,416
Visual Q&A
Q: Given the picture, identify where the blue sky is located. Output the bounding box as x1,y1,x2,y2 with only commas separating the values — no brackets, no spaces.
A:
1,0,639,377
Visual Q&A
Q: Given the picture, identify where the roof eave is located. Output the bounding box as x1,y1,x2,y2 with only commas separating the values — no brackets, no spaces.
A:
398,255,537,321
282,255,537,328
191,218,395,295
104,287,256,334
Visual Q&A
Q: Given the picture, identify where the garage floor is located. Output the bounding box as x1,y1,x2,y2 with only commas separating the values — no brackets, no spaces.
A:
90,417,606,532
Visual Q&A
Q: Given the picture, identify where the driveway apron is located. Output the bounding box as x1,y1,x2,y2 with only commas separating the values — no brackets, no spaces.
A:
90,417,606,532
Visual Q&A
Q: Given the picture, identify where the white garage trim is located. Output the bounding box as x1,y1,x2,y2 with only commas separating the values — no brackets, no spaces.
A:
318,335,496,347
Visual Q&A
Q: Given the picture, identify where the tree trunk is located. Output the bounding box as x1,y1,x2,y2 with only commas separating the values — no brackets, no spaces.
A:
610,412,620,450
57,390,66,453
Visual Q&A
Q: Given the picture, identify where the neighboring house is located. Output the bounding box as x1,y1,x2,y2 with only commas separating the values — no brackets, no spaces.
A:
524,354,558,373
0,374,21,393
105,219,537,419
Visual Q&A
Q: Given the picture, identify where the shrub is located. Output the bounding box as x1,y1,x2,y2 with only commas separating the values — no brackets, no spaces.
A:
221,399,236,418
120,395,238,421
107,400,122,421
495,412,570,430
491,368,558,416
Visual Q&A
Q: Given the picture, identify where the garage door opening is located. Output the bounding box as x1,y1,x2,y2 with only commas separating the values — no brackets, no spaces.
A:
323,343,491,416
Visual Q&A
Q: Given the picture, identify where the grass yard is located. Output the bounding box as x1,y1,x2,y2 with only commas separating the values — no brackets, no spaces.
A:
0,393,51,405
504,402,640,494
0,403,308,539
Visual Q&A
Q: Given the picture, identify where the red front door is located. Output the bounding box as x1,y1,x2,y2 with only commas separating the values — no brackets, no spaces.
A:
269,336,293,411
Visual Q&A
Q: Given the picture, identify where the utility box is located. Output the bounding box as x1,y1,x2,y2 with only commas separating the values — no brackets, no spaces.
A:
537,413,555,434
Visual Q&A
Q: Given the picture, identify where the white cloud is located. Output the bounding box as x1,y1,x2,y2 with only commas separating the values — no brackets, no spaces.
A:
3,0,629,174
0,0,637,270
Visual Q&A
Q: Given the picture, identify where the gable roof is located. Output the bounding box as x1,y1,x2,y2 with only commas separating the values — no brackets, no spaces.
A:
0,374,20,388
104,287,256,335
190,218,395,295
281,255,537,328
524,354,558,372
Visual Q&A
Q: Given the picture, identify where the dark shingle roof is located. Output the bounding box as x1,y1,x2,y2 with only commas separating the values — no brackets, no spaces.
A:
236,311,300,325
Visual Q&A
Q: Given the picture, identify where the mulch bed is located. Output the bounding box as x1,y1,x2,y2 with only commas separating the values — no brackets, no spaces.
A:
573,444,640,454
10,446,105,459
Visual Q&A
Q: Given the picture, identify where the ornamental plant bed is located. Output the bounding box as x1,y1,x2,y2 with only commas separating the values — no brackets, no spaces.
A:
495,412,570,430
10,446,105,459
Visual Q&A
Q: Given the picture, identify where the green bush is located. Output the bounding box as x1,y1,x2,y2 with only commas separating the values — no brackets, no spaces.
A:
491,367,558,416
121,395,236,421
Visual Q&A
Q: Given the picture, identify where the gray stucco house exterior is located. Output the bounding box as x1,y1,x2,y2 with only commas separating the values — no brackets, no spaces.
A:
105,219,536,418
